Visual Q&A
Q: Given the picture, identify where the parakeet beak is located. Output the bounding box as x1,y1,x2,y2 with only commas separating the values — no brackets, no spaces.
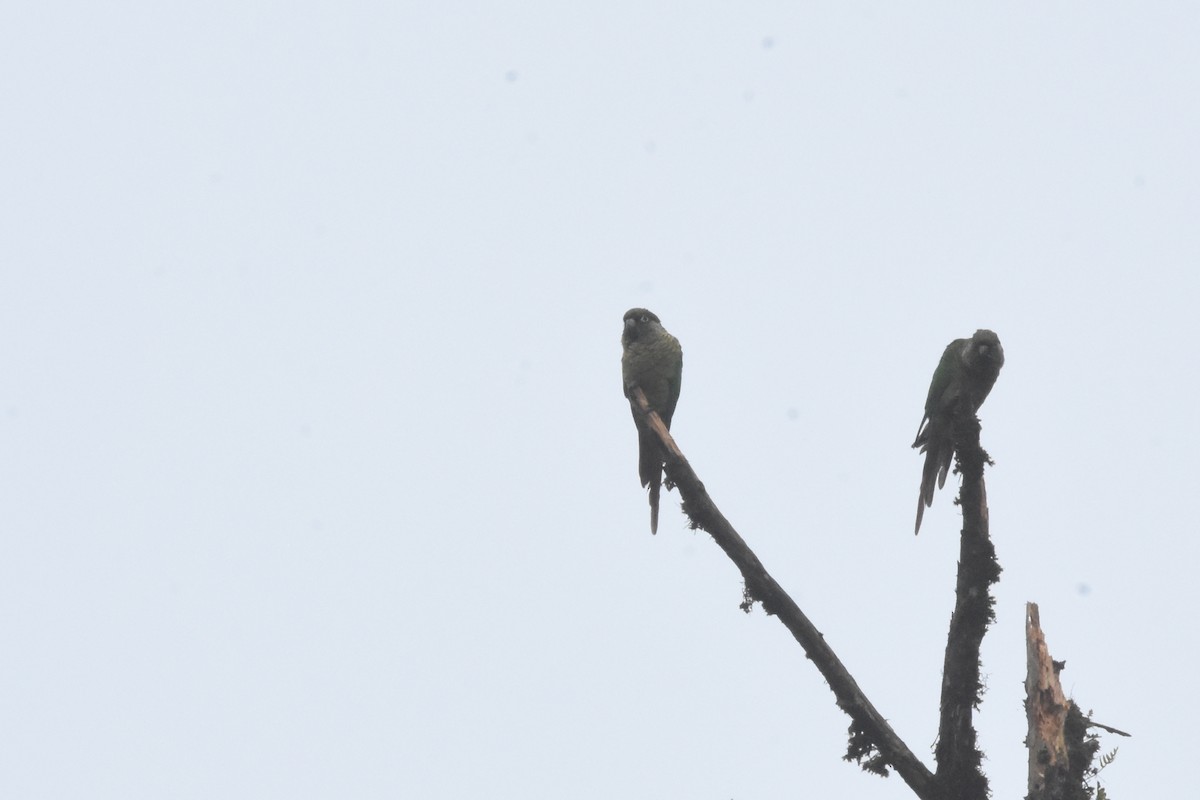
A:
625,318,636,331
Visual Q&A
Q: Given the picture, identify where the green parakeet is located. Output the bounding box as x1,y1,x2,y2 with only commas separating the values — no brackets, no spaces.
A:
912,329,1005,534
621,308,683,534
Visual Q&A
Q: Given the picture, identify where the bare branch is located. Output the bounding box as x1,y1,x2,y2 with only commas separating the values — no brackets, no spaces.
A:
933,415,1001,799
627,387,939,799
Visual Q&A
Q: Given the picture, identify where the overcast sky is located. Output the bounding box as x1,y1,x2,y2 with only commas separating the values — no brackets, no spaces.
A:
3,3,1197,798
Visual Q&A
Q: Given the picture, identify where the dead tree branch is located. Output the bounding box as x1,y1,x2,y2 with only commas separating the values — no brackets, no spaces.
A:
627,387,938,799
1026,602,1072,798
933,415,1002,799
1026,603,1129,800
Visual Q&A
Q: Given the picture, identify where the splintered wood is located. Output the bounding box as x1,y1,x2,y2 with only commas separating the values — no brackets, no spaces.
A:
1025,602,1069,797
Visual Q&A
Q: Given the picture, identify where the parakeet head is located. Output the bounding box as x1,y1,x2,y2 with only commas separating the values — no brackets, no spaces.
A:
622,308,662,345
962,329,1004,374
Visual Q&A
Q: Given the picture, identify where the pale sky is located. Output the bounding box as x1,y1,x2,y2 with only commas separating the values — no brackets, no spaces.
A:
3,3,1197,798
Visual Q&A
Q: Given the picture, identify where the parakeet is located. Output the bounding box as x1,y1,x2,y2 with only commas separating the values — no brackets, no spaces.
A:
912,329,1005,534
621,308,683,534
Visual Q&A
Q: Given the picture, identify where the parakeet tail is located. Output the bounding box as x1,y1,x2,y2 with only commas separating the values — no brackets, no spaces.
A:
638,427,663,535
648,482,660,535
914,439,953,534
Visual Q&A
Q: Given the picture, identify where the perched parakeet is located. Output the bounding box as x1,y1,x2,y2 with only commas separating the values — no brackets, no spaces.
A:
621,308,683,534
912,329,1005,534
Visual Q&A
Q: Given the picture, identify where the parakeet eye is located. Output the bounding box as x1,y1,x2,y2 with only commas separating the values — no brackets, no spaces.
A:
640,314,650,323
